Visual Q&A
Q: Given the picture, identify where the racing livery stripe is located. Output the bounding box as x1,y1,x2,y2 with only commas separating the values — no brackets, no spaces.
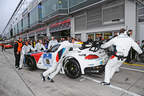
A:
56,48,66,62
110,55,115,59
31,52,44,63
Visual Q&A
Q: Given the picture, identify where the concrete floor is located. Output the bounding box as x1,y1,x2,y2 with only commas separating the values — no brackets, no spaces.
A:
0,49,144,96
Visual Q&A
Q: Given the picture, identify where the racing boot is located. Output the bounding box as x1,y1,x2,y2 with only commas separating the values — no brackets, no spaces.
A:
101,82,110,86
15,66,19,68
18,68,22,70
47,77,54,83
41,73,45,81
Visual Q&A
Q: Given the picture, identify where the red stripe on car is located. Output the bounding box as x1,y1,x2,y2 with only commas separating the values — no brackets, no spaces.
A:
31,52,44,63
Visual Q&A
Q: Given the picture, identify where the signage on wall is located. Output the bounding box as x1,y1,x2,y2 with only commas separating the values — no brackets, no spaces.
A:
29,26,47,34
25,26,47,37
49,19,71,33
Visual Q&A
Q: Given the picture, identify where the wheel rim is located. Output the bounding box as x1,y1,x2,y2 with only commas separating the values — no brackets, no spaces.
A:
65,61,80,77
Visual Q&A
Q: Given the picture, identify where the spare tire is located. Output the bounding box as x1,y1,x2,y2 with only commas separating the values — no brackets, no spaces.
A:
64,58,81,79
26,56,37,70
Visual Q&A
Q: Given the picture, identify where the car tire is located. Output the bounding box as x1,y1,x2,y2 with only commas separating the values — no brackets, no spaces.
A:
26,56,37,70
64,58,81,79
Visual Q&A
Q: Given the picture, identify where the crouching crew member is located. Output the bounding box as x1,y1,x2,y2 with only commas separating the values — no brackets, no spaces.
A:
19,41,35,70
14,38,23,68
101,28,143,85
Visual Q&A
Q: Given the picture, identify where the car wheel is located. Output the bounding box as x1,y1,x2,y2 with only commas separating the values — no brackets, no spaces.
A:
26,56,37,70
64,58,81,79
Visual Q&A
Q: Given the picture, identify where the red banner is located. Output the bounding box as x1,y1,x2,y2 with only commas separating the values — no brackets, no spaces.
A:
50,19,71,28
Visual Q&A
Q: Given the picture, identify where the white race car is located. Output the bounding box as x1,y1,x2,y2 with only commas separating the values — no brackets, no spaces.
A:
25,41,108,79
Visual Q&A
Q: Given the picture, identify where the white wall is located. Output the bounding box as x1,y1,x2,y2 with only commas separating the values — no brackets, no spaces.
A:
125,0,136,39
137,22,144,45
70,17,75,38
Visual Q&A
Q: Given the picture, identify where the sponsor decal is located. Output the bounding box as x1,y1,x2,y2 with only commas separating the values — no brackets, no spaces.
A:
56,48,66,62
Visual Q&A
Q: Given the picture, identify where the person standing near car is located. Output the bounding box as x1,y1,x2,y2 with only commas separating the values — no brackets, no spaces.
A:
44,38,49,49
1,43,5,52
19,41,35,70
34,39,46,52
82,36,93,49
14,38,23,68
86,36,93,44
101,28,143,85
48,36,58,49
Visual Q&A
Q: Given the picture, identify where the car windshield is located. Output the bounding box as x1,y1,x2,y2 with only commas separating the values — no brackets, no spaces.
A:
50,44,61,52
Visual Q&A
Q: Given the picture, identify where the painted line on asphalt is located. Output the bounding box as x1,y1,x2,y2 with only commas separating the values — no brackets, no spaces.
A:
124,62,144,67
120,67,144,73
82,76,141,96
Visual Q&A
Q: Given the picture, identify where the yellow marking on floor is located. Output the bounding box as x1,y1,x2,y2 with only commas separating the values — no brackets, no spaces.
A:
124,62,144,67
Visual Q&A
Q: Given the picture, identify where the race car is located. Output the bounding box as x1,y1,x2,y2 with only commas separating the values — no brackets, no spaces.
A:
4,44,13,49
25,41,108,79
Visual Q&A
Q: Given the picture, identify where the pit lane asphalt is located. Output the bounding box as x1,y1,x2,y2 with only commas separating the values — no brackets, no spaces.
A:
0,49,144,96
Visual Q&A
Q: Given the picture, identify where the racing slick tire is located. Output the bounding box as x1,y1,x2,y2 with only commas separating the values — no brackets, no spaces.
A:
64,58,81,79
26,56,37,70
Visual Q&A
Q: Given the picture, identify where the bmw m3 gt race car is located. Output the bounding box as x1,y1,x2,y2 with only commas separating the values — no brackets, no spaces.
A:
25,42,108,79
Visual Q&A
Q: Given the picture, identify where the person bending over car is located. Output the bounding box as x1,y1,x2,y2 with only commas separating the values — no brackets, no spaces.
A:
41,41,73,82
34,39,46,52
101,28,143,85
19,41,35,70
40,39,83,82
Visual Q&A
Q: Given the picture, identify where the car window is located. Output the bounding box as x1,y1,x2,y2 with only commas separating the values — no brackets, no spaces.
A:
50,44,61,52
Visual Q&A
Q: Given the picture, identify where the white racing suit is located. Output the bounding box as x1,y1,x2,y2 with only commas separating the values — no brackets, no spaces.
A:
101,33,142,83
48,40,58,49
19,45,35,68
43,41,81,80
34,43,46,52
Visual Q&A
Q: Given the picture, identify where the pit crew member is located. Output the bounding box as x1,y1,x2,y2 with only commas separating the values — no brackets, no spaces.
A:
40,39,83,82
41,41,73,82
35,39,46,52
48,37,58,49
101,28,143,85
19,41,35,70
14,38,23,68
